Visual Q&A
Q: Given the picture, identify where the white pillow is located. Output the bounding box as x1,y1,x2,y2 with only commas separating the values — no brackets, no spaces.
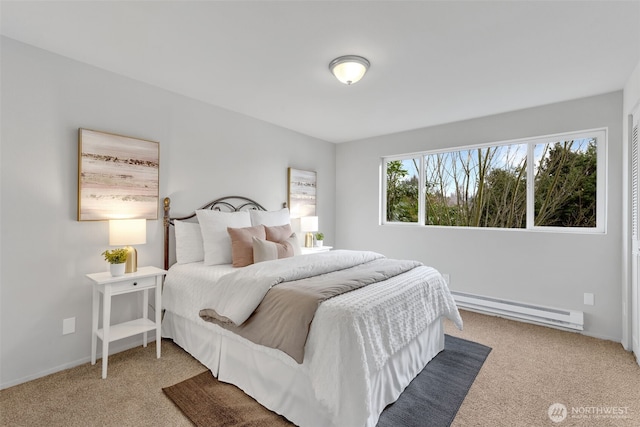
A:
196,210,251,265
249,208,290,227
174,220,204,264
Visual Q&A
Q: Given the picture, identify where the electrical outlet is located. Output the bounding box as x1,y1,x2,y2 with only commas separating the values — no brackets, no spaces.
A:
63,317,76,335
583,293,594,306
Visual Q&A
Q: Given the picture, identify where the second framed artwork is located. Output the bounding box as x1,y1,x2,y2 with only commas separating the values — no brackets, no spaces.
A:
78,128,159,221
287,168,316,218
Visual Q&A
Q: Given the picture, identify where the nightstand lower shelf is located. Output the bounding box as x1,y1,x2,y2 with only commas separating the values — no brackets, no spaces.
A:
96,318,157,343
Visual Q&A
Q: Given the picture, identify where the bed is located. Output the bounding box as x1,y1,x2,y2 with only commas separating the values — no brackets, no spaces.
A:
161,196,462,427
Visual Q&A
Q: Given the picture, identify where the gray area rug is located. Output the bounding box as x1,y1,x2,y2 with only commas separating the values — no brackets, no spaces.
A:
377,335,492,427
163,335,491,427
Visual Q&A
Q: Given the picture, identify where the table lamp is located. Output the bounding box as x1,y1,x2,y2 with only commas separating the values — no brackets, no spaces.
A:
108,219,146,273
300,216,318,248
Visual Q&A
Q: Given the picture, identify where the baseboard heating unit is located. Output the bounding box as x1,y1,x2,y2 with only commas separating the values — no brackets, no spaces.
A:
451,291,584,331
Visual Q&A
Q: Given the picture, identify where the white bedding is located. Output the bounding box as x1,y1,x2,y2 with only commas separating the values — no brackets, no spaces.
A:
163,250,462,426
200,250,385,325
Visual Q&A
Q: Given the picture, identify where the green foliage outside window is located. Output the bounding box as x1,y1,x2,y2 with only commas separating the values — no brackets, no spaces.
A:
385,137,598,229
534,140,597,227
386,160,419,222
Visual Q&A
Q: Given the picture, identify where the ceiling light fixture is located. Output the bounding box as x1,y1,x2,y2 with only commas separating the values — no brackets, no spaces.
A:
329,55,370,85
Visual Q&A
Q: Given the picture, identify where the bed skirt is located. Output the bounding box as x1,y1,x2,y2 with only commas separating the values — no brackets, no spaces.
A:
162,312,444,427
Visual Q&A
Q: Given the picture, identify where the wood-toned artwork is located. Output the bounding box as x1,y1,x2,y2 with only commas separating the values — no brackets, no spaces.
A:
78,129,159,221
288,168,316,218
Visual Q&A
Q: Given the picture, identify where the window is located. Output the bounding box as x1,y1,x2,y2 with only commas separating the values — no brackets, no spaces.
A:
385,158,420,223
382,129,606,232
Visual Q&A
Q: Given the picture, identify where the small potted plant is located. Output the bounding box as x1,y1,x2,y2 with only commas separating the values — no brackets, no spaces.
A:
315,232,324,248
102,248,129,277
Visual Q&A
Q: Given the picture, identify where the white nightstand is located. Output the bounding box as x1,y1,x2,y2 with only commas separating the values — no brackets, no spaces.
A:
86,265,167,379
301,246,333,255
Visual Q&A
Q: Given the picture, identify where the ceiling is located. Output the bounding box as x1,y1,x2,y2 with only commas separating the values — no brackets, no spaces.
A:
2,1,639,143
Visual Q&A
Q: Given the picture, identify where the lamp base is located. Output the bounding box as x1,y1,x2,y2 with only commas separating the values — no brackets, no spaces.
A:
304,232,314,248
124,246,138,273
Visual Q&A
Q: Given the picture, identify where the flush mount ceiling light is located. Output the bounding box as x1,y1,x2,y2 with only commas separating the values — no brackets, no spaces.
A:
329,55,370,85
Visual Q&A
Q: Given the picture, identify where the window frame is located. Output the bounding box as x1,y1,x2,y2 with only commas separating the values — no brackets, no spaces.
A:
381,154,425,226
381,128,607,233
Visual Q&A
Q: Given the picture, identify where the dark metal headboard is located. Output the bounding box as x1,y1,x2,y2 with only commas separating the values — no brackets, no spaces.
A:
163,196,267,269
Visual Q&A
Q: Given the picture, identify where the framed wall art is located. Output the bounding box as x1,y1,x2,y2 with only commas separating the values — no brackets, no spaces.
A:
78,128,159,221
287,168,316,218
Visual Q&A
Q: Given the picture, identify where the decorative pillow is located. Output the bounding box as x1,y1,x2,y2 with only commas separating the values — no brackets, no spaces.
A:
174,220,204,264
196,210,251,265
253,233,301,263
289,234,302,256
265,224,293,243
227,225,266,267
249,208,290,227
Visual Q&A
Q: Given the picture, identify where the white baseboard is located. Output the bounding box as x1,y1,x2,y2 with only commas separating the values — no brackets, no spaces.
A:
580,329,623,344
452,291,583,331
460,307,620,343
0,334,155,390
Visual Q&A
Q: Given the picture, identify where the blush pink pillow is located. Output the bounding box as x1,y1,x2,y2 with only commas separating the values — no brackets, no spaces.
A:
227,225,266,267
265,224,293,243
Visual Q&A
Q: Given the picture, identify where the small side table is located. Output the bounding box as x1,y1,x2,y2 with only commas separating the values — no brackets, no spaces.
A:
86,265,167,379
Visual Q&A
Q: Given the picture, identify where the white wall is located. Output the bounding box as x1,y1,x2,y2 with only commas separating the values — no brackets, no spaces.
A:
336,92,623,342
622,59,640,358
0,37,335,388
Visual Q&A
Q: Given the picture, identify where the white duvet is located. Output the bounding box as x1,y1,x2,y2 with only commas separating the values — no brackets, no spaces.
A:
200,250,386,325
163,250,462,425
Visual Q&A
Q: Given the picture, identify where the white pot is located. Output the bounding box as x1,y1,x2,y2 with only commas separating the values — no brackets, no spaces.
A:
110,263,126,277
315,240,324,248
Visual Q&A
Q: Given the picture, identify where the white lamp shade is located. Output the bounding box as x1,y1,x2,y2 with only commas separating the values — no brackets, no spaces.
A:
300,216,319,233
109,219,147,246
329,55,370,85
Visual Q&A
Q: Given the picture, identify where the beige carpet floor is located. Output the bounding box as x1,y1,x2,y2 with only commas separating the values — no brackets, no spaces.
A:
448,311,640,427
1,310,638,427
